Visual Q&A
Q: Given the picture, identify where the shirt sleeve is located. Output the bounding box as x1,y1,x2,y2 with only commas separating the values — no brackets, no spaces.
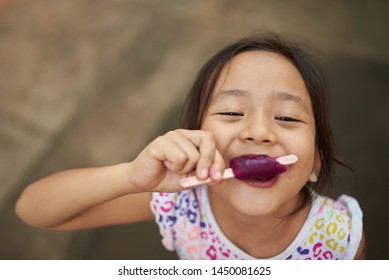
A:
337,195,364,259
150,192,177,251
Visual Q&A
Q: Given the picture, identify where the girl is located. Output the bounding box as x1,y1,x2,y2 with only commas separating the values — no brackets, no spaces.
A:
16,33,366,259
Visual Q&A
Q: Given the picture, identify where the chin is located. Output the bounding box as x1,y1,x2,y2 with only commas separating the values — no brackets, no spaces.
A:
210,179,298,219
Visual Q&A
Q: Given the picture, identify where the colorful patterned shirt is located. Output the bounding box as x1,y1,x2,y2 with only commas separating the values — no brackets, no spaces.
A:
150,185,363,259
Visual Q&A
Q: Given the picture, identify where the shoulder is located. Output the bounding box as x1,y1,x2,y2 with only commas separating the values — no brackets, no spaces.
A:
308,194,364,259
334,195,366,259
312,194,363,223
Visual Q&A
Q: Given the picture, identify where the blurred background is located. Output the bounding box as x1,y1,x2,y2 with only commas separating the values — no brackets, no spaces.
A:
0,0,388,259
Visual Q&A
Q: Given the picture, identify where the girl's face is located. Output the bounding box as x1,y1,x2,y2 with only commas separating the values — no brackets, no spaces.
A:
201,51,318,218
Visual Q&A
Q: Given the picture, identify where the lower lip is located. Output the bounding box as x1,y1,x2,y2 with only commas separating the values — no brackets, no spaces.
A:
243,176,278,188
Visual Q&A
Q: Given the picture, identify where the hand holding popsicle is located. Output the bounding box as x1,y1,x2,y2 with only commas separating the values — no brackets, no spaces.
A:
180,154,298,188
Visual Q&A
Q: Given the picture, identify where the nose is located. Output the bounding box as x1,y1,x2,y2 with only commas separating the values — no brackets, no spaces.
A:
238,113,277,144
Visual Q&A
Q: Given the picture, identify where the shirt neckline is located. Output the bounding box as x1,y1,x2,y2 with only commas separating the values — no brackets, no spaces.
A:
202,185,320,259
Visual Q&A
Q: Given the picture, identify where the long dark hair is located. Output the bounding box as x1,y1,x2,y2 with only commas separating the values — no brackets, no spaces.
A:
181,32,347,204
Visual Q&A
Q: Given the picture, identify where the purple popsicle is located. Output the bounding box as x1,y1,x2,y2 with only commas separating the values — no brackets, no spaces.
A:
230,154,287,180
179,154,298,188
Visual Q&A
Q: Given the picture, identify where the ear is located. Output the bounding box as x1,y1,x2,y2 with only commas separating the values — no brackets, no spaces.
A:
309,150,321,183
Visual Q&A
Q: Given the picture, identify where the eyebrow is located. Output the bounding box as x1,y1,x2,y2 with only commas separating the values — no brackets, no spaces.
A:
212,89,250,102
212,89,309,112
271,91,309,113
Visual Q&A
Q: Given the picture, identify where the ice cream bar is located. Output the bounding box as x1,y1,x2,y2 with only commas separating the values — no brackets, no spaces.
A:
180,154,298,188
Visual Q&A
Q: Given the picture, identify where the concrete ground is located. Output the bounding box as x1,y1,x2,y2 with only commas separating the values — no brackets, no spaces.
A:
0,0,388,259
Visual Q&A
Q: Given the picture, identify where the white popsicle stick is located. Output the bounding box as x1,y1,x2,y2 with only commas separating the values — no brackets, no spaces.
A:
276,154,298,165
180,154,298,188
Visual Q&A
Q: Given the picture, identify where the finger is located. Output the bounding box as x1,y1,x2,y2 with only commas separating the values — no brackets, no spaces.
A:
165,131,201,175
179,149,226,188
209,149,225,182
176,129,216,180
197,131,217,179
149,134,192,175
153,130,205,175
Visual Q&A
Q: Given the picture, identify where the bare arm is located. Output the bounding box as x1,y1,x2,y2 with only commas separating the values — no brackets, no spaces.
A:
354,230,367,259
15,129,225,231
15,163,153,230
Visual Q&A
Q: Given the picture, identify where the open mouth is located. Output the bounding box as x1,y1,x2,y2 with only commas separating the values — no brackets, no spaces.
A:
242,173,281,188
251,175,276,181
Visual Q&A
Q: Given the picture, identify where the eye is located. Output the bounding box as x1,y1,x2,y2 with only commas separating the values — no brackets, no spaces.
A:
218,112,244,117
274,116,303,123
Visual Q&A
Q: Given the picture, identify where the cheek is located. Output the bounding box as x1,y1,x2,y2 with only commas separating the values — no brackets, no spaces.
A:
283,130,316,174
201,120,229,152
284,124,316,152
296,150,316,183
